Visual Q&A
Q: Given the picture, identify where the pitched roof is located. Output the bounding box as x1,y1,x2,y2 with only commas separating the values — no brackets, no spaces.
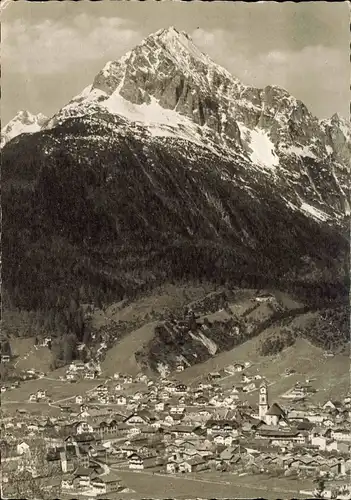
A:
93,471,121,484
266,403,285,416
74,466,96,477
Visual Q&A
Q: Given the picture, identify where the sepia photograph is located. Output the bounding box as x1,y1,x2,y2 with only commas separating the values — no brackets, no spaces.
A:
1,1,350,499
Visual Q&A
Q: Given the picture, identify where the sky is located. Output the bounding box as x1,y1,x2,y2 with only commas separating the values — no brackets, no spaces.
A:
2,1,349,124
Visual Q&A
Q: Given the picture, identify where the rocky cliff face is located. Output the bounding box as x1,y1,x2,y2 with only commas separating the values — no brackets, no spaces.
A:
1,110,48,147
43,27,349,227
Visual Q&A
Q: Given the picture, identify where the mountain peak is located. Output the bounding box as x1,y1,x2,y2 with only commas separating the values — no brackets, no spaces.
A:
147,26,210,67
1,110,48,147
154,26,181,37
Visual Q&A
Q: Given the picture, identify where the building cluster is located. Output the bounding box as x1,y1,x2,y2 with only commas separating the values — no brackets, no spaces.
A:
64,360,101,381
1,370,351,499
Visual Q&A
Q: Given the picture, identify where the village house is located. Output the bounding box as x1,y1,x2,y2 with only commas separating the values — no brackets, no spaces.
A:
213,434,233,446
330,428,351,442
155,401,165,412
128,452,144,469
74,421,94,435
234,363,245,372
116,395,127,405
323,400,344,412
170,405,185,415
206,419,240,437
77,405,90,419
178,455,210,473
255,293,274,302
36,389,47,400
90,472,122,494
174,383,188,394
16,441,31,456
256,426,308,446
241,373,253,384
166,459,179,474
95,384,108,395
169,425,198,440
135,373,148,383
323,417,335,428
61,474,75,490
68,361,86,373
243,382,257,392
72,466,99,489
326,440,349,454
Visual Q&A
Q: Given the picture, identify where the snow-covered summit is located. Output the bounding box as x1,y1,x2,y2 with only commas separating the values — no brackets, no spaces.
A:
1,110,48,147
151,26,213,66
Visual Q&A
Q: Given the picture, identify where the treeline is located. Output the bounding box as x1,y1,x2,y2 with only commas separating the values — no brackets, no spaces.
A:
298,306,349,352
258,305,349,355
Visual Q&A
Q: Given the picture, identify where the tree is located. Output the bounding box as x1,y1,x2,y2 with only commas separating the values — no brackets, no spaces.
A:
63,333,77,364
313,475,327,498
1,439,61,500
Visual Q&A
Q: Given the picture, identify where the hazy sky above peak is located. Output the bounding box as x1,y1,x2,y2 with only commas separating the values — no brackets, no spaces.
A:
2,1,349,124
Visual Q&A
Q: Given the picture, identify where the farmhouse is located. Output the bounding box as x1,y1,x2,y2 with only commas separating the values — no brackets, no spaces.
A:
331,428,351,442
179,456,210,473
91,472,122,494
128,453,144,470
74,421,94,435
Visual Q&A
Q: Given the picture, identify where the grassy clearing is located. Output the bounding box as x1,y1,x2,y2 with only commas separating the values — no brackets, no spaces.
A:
114,470,310,499
1,377,99,403
177,329,349,404
2,402,62,417
10,337,54,373
102,322,157,377
92,283,216,329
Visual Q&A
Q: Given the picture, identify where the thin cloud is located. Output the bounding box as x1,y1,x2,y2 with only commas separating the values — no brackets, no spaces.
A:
2,15,142,75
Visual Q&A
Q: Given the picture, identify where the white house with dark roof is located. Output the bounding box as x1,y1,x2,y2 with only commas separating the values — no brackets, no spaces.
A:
258,381,286,426
265,403,286,426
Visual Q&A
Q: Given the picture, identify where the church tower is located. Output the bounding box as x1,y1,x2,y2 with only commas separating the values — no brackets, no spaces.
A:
259,381,268,421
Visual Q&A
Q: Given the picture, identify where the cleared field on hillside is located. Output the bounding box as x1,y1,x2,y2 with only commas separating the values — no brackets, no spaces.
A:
176,326,349,403
102,322,157,376
2,401,62,417
92,283,217,329
1,377,99,404
10,337,54,373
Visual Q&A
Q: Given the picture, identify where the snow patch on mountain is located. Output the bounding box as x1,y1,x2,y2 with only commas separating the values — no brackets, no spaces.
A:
156,26,209,66
249,129,279,169
300,202,331,222
282,144,317,159
189,331,218,355
103,92,204,145
238,123,279,170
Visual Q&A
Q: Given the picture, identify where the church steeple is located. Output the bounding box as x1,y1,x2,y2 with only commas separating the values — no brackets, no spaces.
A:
259,380,268,421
